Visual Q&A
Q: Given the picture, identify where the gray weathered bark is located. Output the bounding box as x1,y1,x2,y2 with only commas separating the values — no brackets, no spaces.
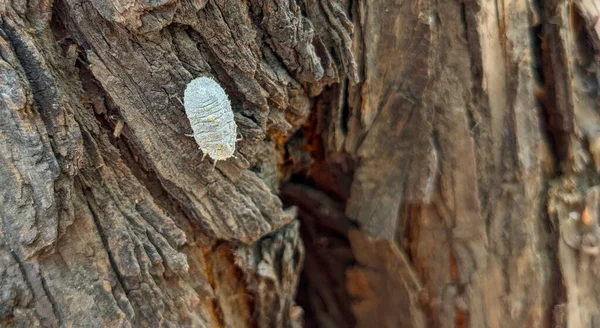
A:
1,0,599,326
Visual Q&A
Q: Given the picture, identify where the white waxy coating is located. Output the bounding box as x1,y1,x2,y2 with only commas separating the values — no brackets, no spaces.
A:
183,77,237,161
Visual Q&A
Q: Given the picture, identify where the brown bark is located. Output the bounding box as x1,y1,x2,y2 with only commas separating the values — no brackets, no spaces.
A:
0,0,599,326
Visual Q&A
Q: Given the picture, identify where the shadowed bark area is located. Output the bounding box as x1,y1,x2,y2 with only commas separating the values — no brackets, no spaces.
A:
0,0,599,326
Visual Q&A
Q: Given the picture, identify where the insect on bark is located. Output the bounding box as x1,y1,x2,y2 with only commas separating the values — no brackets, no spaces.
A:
183,76,238,169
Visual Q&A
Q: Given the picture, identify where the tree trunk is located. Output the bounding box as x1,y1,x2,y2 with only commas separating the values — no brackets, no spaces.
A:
1,0,599,326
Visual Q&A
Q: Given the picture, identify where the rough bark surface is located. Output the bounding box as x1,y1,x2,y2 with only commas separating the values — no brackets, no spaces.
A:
288,0,600,327
0,0,599,326
0,0,351,325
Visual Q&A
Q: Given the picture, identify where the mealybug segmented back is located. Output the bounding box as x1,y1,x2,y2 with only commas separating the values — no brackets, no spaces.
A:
183,77,237,161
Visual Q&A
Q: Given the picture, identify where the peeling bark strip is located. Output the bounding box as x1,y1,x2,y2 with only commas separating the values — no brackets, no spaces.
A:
1,0,599,326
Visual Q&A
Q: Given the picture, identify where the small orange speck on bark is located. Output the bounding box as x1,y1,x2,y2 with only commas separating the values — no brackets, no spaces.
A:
582,208,593,226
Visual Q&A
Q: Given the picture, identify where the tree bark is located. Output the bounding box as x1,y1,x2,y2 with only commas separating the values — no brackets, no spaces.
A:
1,0,599,326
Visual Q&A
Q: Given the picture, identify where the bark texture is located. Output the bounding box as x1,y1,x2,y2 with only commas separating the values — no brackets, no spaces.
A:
0,0,599,326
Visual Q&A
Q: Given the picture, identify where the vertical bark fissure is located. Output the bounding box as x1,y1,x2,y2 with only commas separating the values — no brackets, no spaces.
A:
36,266,63,326
83,189,132,306
1,22,60,251
10,250,61,326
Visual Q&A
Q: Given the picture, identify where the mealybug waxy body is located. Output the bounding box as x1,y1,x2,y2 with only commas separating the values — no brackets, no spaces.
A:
183,77,237,163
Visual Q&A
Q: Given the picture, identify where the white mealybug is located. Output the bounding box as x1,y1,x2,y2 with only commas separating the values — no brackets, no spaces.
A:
183,77,238,167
